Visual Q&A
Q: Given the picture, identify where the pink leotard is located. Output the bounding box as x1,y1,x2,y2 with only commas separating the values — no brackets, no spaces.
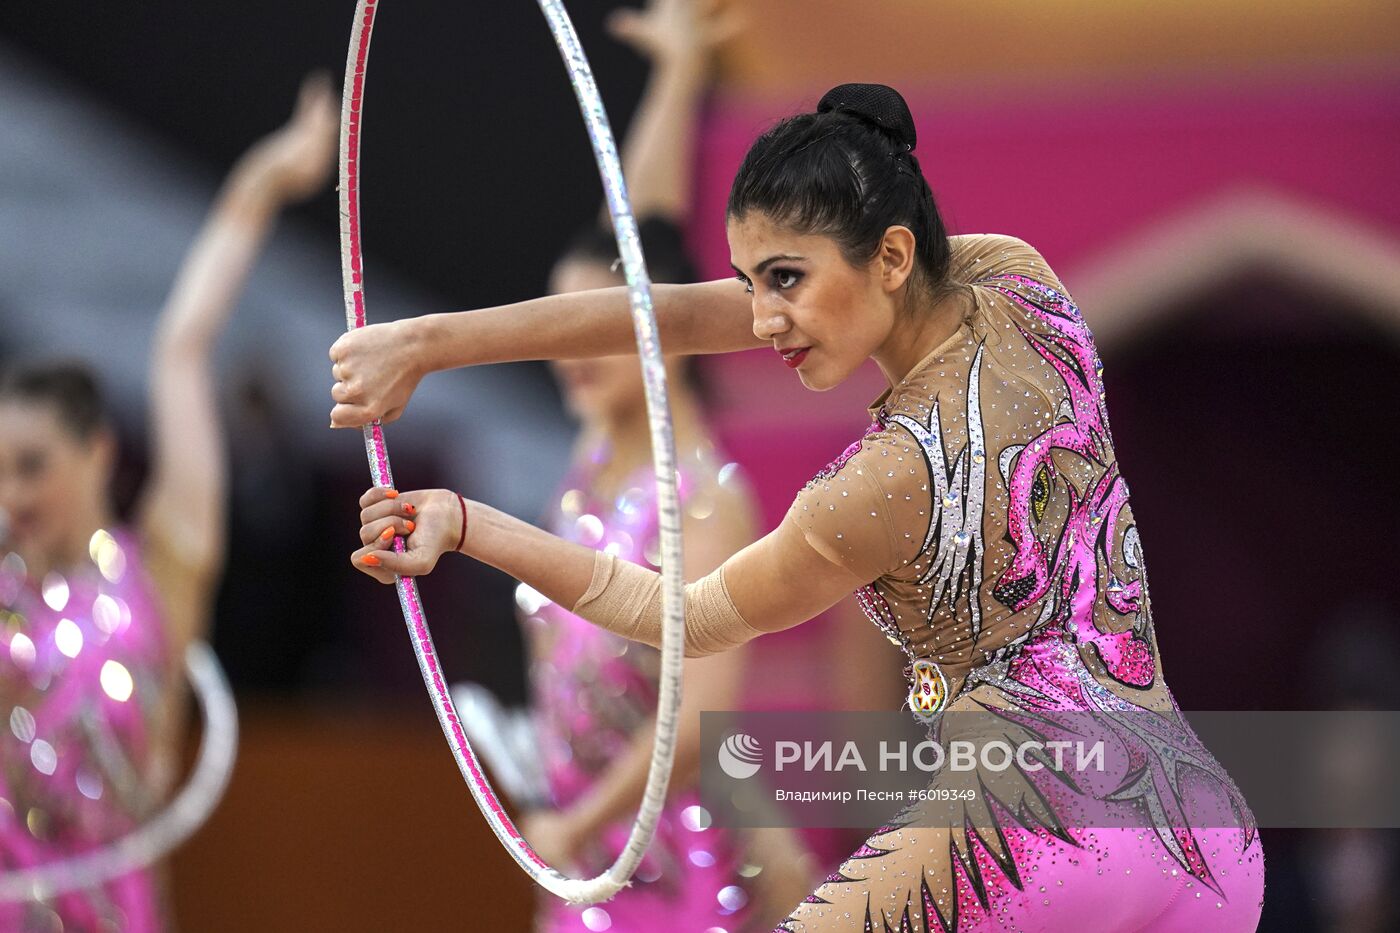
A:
526,445,755,931
1,528,170,931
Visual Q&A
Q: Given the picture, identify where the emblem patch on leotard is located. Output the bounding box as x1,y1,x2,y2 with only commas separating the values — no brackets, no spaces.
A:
908,659,948,720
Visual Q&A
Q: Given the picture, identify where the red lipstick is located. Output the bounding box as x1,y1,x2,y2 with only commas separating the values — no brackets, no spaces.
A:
778,347,810,369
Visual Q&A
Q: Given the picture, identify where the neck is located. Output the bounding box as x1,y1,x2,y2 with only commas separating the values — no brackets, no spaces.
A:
871,284,973,389
585,385,704,494
26,500,116,580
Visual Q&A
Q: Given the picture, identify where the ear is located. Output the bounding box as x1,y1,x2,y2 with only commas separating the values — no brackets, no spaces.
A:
877,225,917,293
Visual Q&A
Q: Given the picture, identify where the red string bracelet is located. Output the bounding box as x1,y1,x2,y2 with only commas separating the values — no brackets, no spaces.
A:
454,492,468,553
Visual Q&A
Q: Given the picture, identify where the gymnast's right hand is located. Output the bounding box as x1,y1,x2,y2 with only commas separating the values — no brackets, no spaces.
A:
329,318,427,428
351,486,466,584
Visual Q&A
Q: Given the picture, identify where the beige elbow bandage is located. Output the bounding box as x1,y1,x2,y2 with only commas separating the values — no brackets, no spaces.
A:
572,551,762,657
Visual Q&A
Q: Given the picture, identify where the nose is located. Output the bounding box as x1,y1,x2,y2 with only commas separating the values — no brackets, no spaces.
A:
751,304,791,342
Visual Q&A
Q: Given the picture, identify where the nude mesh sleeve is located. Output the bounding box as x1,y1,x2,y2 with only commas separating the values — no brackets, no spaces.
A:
785,438,922,582
572,551,764,658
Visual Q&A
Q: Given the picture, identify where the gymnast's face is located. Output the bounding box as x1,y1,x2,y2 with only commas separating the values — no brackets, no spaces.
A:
548,259,649,424
0,400,111,561
727,212,896,392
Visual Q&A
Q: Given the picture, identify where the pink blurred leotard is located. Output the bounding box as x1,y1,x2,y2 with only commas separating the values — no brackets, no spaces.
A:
525,444,755,931
1,528,171,931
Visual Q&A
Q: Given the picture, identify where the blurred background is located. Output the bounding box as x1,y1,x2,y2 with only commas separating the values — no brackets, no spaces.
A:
1,0,1398,929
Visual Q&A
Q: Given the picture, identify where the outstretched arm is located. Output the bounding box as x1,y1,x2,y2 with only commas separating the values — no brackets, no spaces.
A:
350,437,948,657
327,2,754,431
328,278,761,428
325,238,1059,431
138,75,337,646
350,486,862,653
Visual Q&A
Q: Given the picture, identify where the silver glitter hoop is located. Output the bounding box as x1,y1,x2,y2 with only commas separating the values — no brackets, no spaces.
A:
336,0,685,904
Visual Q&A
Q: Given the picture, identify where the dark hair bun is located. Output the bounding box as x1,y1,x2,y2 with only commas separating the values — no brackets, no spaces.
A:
817,83,917,150
729,81,951,292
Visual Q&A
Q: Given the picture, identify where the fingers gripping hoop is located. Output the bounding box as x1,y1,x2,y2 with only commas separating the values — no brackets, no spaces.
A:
337,0,685,904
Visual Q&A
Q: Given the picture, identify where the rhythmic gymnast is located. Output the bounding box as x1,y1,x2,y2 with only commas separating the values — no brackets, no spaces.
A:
330,83,1264,931
0,76,336,931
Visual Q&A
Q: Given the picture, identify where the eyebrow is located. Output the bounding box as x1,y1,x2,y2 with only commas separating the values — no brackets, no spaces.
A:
730,254,807,277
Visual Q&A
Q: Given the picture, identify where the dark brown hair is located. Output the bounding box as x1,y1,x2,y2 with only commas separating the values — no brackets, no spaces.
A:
0,361,109,440
727,83,952,294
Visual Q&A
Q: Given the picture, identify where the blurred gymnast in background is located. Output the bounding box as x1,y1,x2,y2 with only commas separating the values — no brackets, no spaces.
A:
0,77,336,931
509,0,815,928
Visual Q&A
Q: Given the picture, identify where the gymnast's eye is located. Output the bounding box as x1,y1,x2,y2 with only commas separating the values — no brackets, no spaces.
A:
1030,464,1050,523
772,268,803,290
734,274,753,294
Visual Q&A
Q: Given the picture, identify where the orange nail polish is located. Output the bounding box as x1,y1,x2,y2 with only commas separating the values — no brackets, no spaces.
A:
384,489,399,499
379,527,395,541
404,503,417,516
405,520,416,533
361,554,382,567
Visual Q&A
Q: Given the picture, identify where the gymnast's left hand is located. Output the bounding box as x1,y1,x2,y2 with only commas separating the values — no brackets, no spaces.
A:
329,318,429,428
351,486,466,584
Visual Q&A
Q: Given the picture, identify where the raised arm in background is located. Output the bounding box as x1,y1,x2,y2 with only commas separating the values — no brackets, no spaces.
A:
139,74,337,653
605,0,740,222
